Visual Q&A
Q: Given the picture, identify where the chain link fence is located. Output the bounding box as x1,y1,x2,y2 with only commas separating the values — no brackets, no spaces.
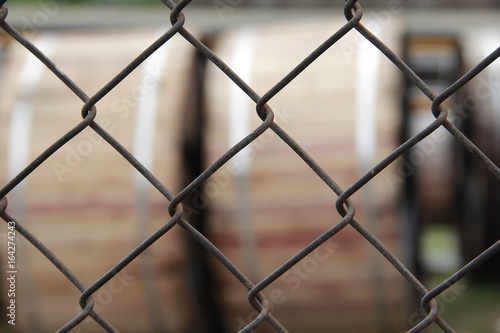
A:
0,0,499,332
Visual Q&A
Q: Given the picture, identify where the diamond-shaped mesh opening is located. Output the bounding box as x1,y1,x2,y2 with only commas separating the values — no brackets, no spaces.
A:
0,2,498,333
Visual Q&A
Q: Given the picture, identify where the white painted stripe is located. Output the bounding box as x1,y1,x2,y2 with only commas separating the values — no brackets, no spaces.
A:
229,28,256,173
6,32,56,333
354,26,390,328
479,32,500,146
132,31,172,331
7,34,56,182
228,28,258,281
8,100,34,181
133,33,171,184
132,32,171,227
355,31,379,172
354,26,382,234
354,25,381,237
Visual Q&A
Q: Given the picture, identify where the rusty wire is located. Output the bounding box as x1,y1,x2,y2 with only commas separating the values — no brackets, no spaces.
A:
0,0,499,332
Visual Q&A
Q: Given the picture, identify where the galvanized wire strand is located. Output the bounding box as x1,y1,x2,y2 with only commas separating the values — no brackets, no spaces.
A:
255,2,363,115
161,0,270,122
0,198,118,333
345,6,438,103
0,9,97,200
414,241,500,333
79,205,184,310
0,7,89,102
168,107,275,215
168,108,287,331
434,46,500,180
336,110,449,211
80,14,185,118
89,121,176,200
0,107,97,199
0,0,498,332
174,214,288,332
347,218,451,333
407,302,441,333
248,202,356,303
245,117,359,302
422,240,500,309
183,220,287,332
56,300,101,333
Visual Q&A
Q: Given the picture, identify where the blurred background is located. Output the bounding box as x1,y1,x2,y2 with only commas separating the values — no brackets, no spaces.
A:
0,1,499,333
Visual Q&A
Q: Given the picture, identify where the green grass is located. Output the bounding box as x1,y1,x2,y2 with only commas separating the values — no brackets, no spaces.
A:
423,278,500,333
419,224,500,332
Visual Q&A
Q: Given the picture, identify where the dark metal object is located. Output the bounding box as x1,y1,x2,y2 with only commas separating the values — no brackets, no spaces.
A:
0,1,498,332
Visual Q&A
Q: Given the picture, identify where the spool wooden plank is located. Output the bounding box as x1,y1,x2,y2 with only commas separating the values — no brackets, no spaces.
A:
0,28,196,333
203,18,412,333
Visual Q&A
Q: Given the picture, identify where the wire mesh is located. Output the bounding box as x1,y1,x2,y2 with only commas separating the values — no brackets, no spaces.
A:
0,1,499,332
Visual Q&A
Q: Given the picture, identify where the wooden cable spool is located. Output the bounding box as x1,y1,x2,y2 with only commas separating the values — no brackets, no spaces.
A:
458,28,500,279
0,28,198,332
202,18,413,333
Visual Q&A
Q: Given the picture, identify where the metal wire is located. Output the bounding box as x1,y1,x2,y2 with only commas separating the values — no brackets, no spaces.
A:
0,1,499,332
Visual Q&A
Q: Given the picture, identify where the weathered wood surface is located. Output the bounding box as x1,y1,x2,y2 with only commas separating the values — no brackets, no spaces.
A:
203,17,412,333
0,28,196,333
